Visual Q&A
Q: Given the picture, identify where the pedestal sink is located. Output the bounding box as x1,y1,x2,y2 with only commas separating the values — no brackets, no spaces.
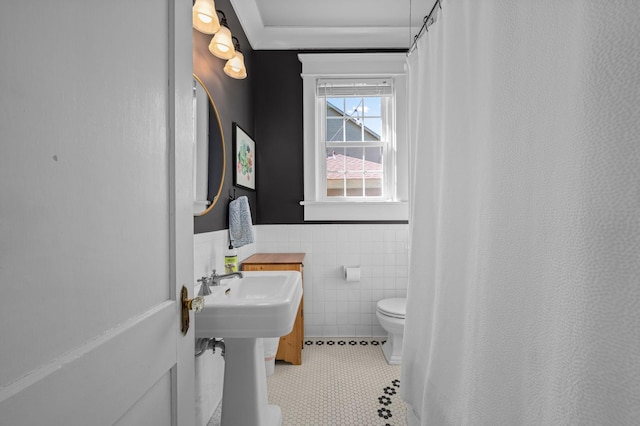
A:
195,270,303,426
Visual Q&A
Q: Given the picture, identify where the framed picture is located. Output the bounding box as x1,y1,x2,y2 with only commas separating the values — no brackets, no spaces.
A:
233,122,256,190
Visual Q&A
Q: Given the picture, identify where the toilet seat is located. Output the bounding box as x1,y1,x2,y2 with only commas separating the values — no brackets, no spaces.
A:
376,298,406,319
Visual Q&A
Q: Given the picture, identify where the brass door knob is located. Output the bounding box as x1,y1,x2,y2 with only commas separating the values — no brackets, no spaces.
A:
181,286,204,335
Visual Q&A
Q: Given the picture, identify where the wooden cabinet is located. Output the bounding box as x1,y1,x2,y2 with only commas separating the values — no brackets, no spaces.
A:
241,253,305,365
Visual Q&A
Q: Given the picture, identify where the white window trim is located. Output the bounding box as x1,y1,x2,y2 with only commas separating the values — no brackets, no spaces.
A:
299,53,409,221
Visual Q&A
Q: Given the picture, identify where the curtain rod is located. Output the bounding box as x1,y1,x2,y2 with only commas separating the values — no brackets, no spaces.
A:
408,0,442,55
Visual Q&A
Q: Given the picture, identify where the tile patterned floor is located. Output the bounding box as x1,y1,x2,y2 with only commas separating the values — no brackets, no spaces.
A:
208,338,406,426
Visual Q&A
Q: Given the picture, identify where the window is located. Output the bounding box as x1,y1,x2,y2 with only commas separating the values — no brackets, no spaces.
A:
319,79,392,199
299,53,408,221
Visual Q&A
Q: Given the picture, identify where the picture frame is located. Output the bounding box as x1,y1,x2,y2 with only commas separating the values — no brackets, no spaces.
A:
232,122,256,190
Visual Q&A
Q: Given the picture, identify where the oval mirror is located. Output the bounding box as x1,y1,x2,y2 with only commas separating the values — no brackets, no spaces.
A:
193,74,225,216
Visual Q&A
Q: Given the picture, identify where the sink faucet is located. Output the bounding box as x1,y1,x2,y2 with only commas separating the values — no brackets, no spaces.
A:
211,270,243,286
197,270,243,296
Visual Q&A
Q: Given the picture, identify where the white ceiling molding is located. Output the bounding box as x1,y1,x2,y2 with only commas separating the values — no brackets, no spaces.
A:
230,0,429,50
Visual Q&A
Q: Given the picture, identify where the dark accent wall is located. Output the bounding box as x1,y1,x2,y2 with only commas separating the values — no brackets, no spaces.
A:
193,0,255,233
194,11,406,231
253,51,305,224
251,49,405,225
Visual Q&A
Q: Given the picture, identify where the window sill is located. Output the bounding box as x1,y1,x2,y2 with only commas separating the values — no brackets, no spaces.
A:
300,200,408,222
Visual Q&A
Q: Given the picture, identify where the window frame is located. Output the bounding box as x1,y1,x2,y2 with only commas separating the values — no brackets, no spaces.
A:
299,53,408,222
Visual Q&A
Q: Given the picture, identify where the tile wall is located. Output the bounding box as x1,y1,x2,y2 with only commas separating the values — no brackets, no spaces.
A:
194,223,409,338
254,224,409,337
193,229,256,282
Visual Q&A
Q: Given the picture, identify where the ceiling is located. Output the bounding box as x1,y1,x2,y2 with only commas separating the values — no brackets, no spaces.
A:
229,0,433,50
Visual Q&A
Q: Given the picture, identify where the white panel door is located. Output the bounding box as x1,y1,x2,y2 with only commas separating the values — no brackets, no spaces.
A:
0,0,195,424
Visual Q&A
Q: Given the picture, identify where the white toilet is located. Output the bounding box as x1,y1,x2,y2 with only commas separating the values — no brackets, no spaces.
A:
376,298,407,365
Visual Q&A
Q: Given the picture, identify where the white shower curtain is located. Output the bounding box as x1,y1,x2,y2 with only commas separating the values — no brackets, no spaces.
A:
402,1,640,424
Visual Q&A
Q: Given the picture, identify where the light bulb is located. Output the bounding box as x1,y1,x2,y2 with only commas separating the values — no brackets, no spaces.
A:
197,13,212,24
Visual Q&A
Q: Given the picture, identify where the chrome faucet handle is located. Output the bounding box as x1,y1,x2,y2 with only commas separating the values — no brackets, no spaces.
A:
197,276,212,296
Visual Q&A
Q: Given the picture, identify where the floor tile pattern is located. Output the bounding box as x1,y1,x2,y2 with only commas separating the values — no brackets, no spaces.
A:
209,338,406,425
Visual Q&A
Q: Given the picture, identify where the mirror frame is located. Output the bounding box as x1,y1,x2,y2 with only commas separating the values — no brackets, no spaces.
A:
194,74,226,217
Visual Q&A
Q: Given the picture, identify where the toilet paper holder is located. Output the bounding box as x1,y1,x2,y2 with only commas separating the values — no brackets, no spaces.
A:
343,266,361,282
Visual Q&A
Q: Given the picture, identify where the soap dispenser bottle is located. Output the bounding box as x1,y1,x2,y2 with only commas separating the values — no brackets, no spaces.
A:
224,244,238,273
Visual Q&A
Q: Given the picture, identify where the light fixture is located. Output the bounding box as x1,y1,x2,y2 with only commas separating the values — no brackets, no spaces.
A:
208,11,235,60
192,0,220,34
192,7,247,79
224,37,247,80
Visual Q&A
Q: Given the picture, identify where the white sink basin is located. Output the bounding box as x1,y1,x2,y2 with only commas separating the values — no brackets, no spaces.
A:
194,270,302,338
194,270,303,426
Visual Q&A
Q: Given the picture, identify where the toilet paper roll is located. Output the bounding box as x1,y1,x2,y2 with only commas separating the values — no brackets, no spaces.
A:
344,266,361,282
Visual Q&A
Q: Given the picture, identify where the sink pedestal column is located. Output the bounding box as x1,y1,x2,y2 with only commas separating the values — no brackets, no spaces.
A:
221,338,282,426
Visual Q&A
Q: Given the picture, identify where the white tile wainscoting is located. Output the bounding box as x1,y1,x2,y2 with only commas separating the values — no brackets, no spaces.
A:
194,224,409,338
193,229,257,283
254,224,409,338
